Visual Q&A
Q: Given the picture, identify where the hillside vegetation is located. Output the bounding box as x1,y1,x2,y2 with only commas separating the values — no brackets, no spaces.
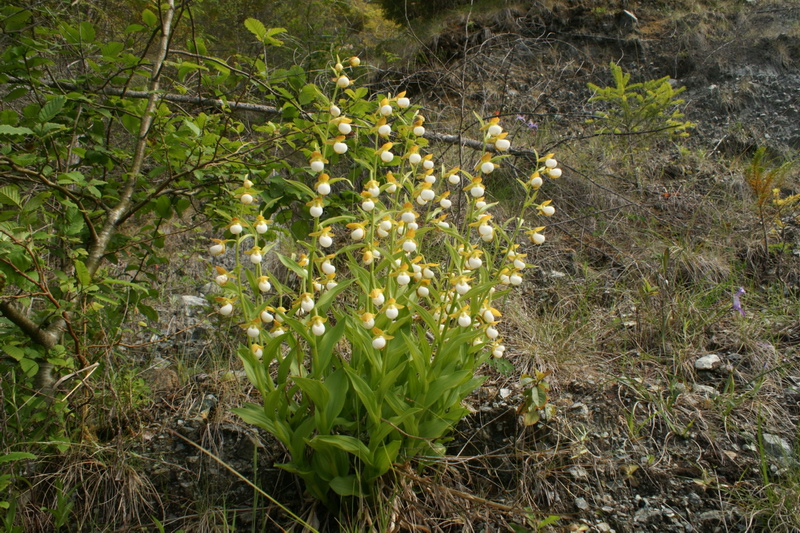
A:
0,1,798,532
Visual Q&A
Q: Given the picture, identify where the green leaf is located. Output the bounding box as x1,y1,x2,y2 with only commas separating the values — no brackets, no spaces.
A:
3,9,32,32
323,368,348,427
138,304,159,322
265,27,287,46
244,18,267,42
298,84,319,106
2,345,25,361
183,119,201,136
276,252,308,279
101,42,124,58
234,403,278,434
3,87,27,102
370,440,401,480
308,435,372,465
290,219,310,241
79,22,95,43
329,475,362,497
0,185,21,207
343,366,381,426
0,125,33,137
155,195,172,219
292,376,329,412
38,96,66,123
141,9,158,28
74,259,91,287
0,452,37,464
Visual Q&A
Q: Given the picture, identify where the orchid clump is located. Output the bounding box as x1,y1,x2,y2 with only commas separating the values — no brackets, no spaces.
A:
208,55,561,505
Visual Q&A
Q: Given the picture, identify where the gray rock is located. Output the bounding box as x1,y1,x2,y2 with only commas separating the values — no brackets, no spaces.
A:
634,507,662,523
692,384,718,397
695,353,721,370
568,466,589,480
575,497,589,510
762,433,794,463
179,295,208,317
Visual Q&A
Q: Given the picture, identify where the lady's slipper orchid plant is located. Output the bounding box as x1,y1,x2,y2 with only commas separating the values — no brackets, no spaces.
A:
207,56,560,505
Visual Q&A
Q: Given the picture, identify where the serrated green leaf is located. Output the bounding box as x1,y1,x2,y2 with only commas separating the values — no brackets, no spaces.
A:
4,9,31,32
38,96,66,123
0,452,37,464
0,185,21,207
101,42,124,58
244,18,267,42
0,124,33,137
74,259,91,287
265,27,286,46
79,21,95,42
2,345,25,361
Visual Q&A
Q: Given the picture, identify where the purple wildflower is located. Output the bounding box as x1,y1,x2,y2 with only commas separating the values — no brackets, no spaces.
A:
515,114,539,131
732,287,746,317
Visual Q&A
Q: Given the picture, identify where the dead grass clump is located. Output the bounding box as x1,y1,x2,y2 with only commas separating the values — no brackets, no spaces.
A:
22,446,160,532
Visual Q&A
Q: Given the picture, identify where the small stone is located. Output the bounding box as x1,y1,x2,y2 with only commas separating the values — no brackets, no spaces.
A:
695,354,721,370
568,466,589,479
634,507,662,523
692,384,718,397
762,433,794,463
596,523,613,533
499,388,512,399
180,295,208,317
575,497,589,510
569,402,589,416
